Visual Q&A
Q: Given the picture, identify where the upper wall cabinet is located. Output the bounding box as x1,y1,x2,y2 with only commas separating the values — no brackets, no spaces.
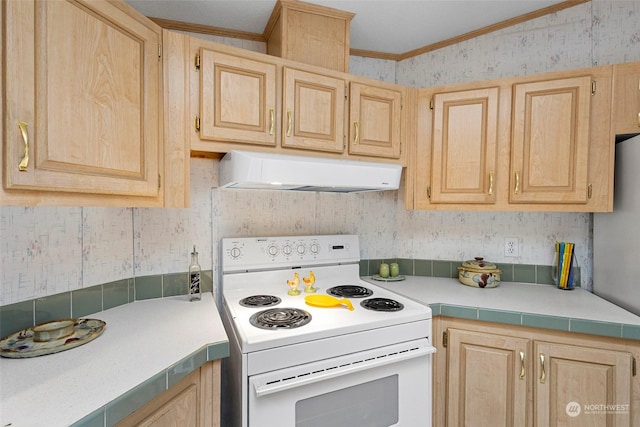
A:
612,61,640,138
281,67,345,153
411,65,614,212
417,86,499,205
2,0,169,206
197,49,277,147
510,76,591,205
348,83,403,159
185,37,408,164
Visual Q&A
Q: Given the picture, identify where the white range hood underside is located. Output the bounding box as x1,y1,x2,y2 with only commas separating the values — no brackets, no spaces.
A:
218,151,402,193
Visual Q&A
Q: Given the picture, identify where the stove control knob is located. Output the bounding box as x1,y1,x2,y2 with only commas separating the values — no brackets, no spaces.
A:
282,244,292,256
267,244,279,257
309,242,320,255
296,243,306,255
229,247,242,259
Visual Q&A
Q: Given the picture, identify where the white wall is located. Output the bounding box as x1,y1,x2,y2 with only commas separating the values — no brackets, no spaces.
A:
2,0,639,306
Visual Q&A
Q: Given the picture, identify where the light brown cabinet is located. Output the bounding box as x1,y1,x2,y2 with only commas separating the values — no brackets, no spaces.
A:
2,0,169,206
446,328,528,427
510,76,591,205
282,67,345,153
434,317,639,427
197,49,277,147
348,83,403,159
412,65,614,212
117,360,221,427
184,36,407,164
612,61,640,137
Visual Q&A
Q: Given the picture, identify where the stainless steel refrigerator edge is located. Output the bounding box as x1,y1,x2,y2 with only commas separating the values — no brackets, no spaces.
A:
594,134,640,316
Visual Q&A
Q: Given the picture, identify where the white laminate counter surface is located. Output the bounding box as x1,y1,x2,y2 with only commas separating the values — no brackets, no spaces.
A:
366,276,640,327
0,293,228,427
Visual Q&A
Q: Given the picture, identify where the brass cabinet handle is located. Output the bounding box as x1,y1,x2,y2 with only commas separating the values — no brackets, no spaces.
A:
286,110,292,137
269,108,274,136
514,171,520,194
488,171,494,195
519,351,525,380
18,121,29,171
539,353,546,384
353,122,359,144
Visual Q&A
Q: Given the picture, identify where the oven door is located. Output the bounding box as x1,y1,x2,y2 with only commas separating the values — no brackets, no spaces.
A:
248,338,435,427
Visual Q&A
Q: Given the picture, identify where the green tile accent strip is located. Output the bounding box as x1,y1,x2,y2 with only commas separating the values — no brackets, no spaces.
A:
208,341,231,360
522,314,570,331
35,293,71,325
134,275,162,300
163,272,187,297
513,264,536,283
70,408,104,427
103,279,130,311
359,260,368,277
201,270,214,293
397,258,414,276
495,263,514,282
105,371,166,426
428,303,441,316
570,319,622,338
478,309,522,326
168,347,208,387
536,265,555,286
0,300,33,338
441,304,478,320
414,259,432,277
72,286,102,318
622,324,640,340
432,260,452,278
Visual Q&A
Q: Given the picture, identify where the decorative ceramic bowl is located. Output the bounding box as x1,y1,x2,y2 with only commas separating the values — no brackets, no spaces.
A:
32,319,76,342
457,257,502,288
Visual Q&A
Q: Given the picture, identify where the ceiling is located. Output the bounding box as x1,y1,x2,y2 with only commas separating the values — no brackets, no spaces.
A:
125,0,580,58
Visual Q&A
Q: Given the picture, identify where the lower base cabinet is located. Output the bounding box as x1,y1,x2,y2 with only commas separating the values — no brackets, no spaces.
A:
434,317,639,427
117,360,221,427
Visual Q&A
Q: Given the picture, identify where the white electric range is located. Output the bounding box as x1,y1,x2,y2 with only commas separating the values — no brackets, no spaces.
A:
220,234,434,427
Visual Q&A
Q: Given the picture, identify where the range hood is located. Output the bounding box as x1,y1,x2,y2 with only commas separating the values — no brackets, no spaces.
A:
218,151,402,193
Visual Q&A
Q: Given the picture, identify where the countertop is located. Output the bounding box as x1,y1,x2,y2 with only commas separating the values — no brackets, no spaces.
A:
0,293,228,427
366,276,640,338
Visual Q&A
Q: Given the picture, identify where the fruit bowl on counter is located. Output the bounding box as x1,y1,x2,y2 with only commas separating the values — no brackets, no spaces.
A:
457,257,502,288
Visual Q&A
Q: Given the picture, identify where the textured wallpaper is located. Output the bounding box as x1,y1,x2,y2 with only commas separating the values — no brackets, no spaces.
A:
2,0,639,305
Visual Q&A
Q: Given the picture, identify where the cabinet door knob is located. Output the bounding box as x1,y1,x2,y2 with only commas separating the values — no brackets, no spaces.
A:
519,351,525,379
514,171,520,195
286,110,292,137
18,121,29,172
539,353,546,384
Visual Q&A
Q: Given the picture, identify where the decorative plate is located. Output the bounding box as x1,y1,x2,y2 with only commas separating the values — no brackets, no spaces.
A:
371,274,406,282
0,318,106,358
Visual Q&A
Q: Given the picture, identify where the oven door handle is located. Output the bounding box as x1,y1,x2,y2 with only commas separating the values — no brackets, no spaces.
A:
253,345,436,397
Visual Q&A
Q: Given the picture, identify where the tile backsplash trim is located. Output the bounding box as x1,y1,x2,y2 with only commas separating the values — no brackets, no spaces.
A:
0,271,213,339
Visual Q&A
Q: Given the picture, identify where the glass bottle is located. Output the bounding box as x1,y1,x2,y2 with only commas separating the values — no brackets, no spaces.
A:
189,245,202,301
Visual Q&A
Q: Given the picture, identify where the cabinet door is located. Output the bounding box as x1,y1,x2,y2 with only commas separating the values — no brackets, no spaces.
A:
510,76,591,204
447,328,529,427
535,341,632,427
4,0,160,197
199,49,277,146
430,87,499,204
348,83,402,159
612,62,640,136
282,67,345,153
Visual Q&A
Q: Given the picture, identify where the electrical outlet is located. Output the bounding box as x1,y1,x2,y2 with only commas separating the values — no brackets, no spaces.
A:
504,237,520,257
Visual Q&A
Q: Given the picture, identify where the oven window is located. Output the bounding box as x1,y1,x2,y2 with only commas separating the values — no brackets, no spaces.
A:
295,375,399,427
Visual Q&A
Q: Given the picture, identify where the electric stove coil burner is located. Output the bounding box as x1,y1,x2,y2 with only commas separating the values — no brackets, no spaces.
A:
360,298,404,312
326,285,373,298
239,295,282,308
249,308,312,330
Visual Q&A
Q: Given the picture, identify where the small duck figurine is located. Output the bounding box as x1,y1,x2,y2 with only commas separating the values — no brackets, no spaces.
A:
287,272,300,296
303,271,317,293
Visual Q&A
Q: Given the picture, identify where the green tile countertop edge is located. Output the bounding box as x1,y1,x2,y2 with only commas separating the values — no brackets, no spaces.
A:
432,303,640,341
71,341,230,427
